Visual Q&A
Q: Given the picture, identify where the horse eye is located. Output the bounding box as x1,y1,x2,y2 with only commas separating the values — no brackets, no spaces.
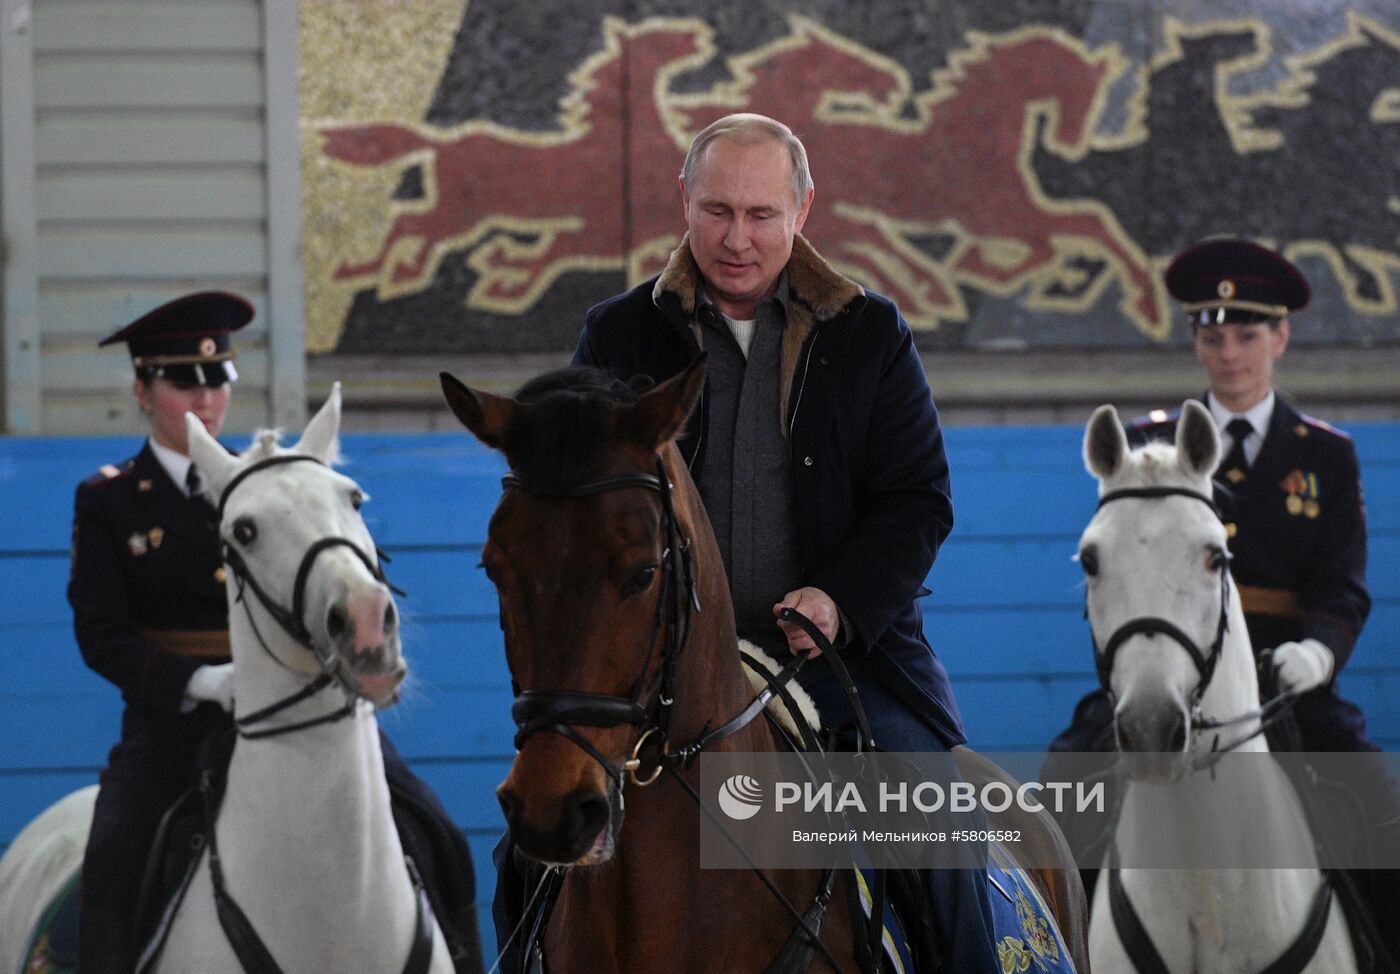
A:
232,517,257,545
1079,547,1099,578
350,489,364,511
621,565,658,597
1207,547,1230,572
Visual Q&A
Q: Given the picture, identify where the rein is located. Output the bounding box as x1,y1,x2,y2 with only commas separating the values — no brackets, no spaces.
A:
215,454,396,740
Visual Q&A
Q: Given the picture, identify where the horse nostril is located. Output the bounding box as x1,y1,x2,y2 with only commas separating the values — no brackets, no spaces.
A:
1168,718,1188,753
383,600,397,631
327,603,349,640
498,789,523,827
564,791,611,851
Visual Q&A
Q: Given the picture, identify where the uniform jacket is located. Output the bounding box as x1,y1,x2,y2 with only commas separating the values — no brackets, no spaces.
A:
1128,394,1370,668
69,443,229,713
574,234,965,746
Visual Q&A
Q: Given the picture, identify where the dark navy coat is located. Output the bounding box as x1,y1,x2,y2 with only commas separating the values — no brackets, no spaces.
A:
573,234,966,747
69,443,228,713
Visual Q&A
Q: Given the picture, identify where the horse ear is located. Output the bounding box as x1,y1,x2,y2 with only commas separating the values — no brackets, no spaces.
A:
440,371,516,449
1084,404,1128,479
626,354,707,452
1176,399,1220,477
185,412,237,490
295,382,342,464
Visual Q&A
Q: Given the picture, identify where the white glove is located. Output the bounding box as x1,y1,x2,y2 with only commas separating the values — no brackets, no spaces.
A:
1273,639,1334,694
182,662,235,713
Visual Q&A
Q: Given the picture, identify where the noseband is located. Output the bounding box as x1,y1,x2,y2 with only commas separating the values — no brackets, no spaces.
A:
216,454,396,739
1091,486,1231,708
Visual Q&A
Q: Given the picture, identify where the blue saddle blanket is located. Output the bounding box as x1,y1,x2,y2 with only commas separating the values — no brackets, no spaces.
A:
855,840,1076,973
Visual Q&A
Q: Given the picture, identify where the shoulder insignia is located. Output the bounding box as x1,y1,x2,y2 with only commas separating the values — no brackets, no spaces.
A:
1299,414,1351,440
86,459,136,487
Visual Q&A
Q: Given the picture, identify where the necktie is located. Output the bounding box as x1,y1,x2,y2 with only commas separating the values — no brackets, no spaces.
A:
1218,417,1254,483
186,464,216,516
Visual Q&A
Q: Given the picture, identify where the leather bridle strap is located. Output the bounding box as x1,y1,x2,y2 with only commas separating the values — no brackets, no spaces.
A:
1108,858,1333,974
197,771,437,974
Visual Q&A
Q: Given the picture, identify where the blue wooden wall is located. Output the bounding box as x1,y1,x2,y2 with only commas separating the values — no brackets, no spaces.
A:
3,421,1397,960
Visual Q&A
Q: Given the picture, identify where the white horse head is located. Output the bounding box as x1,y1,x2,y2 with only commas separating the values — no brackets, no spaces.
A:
1079,400,1258,778
185,382,405,709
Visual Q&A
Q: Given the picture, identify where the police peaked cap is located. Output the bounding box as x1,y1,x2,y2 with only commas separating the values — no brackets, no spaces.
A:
99,291,253,386
1166,238,1310,326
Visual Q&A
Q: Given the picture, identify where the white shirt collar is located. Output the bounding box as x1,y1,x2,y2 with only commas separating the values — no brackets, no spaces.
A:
148,437,194,496
1206,389,1274,464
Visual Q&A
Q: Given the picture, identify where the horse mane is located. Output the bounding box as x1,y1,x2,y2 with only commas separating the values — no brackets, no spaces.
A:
241,427,343,466
1120,440,1205,490
504,367,654,486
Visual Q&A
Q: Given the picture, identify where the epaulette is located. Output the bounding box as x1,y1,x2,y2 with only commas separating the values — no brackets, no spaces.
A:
1296,414,1350,440
84,459,135,486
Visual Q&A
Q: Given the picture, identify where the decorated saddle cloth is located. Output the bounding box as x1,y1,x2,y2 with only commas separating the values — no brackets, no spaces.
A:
986,841,1077,974
19,870,79,974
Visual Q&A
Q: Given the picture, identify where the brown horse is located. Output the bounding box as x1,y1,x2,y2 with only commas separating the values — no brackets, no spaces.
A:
440,359,1088,973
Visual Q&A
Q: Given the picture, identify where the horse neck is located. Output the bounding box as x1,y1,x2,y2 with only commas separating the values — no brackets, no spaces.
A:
661,451,778,754
210,604,425,969
222,597,402,860
1194,584,1268,752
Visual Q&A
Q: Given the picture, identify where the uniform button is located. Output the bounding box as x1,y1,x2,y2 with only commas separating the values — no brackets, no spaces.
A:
803,456,814,467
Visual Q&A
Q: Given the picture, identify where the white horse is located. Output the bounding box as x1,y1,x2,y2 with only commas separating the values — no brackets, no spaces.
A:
1079,399,1357,974
0,385,452,974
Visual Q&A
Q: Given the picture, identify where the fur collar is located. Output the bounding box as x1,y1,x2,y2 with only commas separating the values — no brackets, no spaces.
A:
651,234,863,434
651,232,862,320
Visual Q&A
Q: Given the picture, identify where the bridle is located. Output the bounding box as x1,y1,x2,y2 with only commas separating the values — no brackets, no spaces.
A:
500,456,880,974
502,458,761,789
1091,484,1298,754
216,454,397,740
1091,486,1232,709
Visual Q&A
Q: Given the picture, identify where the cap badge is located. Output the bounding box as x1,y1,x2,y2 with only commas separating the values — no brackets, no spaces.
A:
198,337,217,357
1217,279,1237,300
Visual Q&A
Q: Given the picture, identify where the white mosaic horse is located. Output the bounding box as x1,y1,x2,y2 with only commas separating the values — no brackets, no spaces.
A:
1079,400,1357,973
0,386,452,973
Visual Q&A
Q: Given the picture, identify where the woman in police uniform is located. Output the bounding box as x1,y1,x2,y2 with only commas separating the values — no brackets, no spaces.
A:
1044,240,1398,966
71,294,482,974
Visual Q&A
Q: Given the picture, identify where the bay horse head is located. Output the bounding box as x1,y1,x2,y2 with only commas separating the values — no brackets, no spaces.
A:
441,358,740,867
1078,400,1256,779
185,384,406,713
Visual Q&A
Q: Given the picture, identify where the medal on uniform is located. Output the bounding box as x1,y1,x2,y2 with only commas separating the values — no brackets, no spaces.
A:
1286,495,1303,515
127,532,148,556
1304,500,1320,519
148,526,164,549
